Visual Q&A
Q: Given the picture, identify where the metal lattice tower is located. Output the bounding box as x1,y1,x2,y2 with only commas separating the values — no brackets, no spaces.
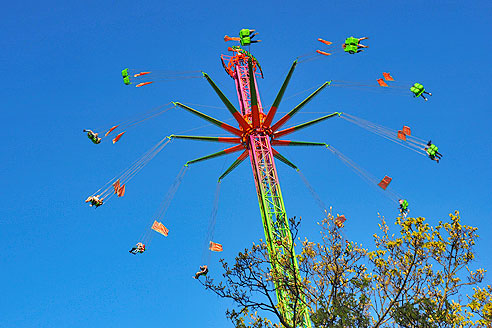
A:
172,46,339,327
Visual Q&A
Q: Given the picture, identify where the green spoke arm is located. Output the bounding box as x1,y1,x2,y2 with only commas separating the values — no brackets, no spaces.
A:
218,150,249,182
173,102,242,136
271,81,331,132
274,112,340,138
264,60,298,127
170,135,241,144
272,148,298,170
272,140,329,147
185,144,244,166
202,72,251,130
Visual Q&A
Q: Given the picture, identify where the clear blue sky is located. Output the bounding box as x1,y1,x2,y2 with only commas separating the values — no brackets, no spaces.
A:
1,1,491,327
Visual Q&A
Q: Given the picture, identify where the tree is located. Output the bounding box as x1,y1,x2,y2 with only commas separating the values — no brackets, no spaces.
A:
365,212,487,327
201,211,490,327
202,217,311,328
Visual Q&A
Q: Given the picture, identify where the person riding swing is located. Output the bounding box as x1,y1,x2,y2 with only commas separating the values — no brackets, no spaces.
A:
129,242,146,254
194,265,209,279
424,140,442,163
342,36,369,54
410,83,432,101
83,129,102,144
85,195,103,208
399,199,409,217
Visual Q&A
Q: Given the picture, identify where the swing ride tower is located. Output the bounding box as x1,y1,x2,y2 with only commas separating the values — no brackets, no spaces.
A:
171,47,340,327
224,49,311,327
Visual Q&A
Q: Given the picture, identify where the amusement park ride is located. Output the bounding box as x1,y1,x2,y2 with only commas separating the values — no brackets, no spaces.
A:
86,29,439,328
172,47,331,327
